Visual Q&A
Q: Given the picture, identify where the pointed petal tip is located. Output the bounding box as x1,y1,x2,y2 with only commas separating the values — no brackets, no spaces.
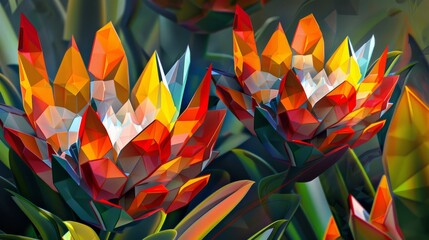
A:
234,5,252,31
70,36,78,50
235,4,245,13
277,22,284,31
19,14,41,52
302,13,317,23
101,21,115,30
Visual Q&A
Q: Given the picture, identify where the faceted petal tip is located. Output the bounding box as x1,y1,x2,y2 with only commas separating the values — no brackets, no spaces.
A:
233,5,260,82
18,14,54,131
348,195,391,239
70,36,78,50
166,47,191,120
132,52,176,129
326,37,361,87
323,217,341,240
89,22,129,105
78,106,115,164
54,40,90,113
19,14,42,53
171,66,212,155
292,14,324,71
262,23,292,77
369,176,391,225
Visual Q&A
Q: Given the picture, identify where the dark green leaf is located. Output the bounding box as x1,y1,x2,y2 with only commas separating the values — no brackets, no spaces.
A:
0,234,38,240
8,190,66,240
111,211,166,239
262,194,300,222
258,171,288,199
9,151,75,220
0,176,35,235
232,149,276,181
143,230,177,240
248,220,288,240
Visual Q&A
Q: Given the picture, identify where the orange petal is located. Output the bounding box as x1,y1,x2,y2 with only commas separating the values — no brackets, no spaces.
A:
313,81,356,132
18,15,54,128
81,158,127,200
233,6,260,83
54,37,90,113
291,14,324,71
356,48,388,107
171,66,212,155
278,70,308,110
127,184,168,218
323,217,341,240
78,107,115,164
178,110,226,165
166,174,210,213
117,120,171,191
349,195,391,239
370,176,391,227
352,120,385,148
281,108,319,140
261,23,292,77
319,127,354,152
89,22,129,104
215,85,254,134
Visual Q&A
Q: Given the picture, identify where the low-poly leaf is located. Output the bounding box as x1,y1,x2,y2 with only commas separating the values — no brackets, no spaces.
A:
9,151,75,220
111,211,166,239
63,221,99,240
258,171,288,199
8,190,67,240
175,180,254,239
143,230,177,240
232,149,276,181
249,219,288,240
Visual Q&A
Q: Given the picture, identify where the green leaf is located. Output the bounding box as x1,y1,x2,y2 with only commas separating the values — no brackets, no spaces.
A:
111,211,166,239
8,190,67,240
319,165,351,238
248,220,288,240
0,177,36,235
295,179,331,239
0,73,21,107
366,51,401,76
0,234,38,240
63,221,99,240
263,194,300,222
106,0,126,24
143,230,177,240
217,133,250,157
385,51,402,76
0,5,18,66
175,180,254,239
258,171,288,199
232,149,276,181
9,151,75,220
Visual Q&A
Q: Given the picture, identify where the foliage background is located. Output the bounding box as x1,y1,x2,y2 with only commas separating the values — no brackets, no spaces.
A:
0,0,428,239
